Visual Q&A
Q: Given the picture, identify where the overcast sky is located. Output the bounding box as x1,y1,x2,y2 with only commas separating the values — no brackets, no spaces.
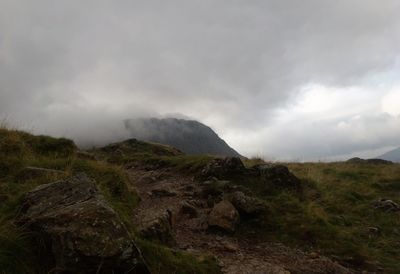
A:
1,0,400,160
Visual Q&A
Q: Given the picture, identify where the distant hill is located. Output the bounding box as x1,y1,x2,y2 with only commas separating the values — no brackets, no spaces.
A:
123,118,242,157
378,147,400,162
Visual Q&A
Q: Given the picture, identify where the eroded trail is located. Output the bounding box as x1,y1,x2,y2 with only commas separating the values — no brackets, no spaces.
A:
129,167,354,274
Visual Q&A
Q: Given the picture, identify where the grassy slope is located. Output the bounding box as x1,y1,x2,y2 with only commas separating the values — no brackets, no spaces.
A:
2,128,399,273
236,160,400,273
0,128,220,274
287,162,400,272
94,141,400,273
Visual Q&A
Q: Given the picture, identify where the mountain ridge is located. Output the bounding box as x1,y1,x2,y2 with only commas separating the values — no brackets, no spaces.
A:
378,147,400,162
123,117,242,157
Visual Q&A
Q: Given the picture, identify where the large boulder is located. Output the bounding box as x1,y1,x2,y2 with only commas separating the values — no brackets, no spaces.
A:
208,200,240,233
18,173,148,274
201,157,246,179
253,164,301,189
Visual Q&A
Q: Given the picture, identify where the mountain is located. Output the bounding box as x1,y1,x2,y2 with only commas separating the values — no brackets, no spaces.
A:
378,147,400,162
123,117,242,157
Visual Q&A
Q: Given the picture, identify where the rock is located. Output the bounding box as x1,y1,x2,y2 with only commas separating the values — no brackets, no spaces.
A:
254,164,301,189
151,187,178,197
180,200,198,218
366,158,393,165
18,173,147,273
221,241,239,252
208,200,240,233
308,252,320,259
347,157,393,165
372,198,400,212
201,157,246,179
230,191,266,217
367,226,381,238
346,157,367,164
139,210,174,245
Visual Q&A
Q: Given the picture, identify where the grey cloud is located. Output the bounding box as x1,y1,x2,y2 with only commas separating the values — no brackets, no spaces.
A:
0,0,400,157
249,113,400,161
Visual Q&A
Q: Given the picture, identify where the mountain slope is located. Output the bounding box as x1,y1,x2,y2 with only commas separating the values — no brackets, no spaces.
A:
124,118,242,157
378,147,400,162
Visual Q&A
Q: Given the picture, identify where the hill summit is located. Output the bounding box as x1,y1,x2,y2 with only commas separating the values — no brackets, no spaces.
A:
124,118,242,157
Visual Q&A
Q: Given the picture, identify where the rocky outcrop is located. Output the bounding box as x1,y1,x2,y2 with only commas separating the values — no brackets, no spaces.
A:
208,200,240,233
254,164,301,189
18,173,148,274
347,157,393,165
229,191,266,217
201,157,246,179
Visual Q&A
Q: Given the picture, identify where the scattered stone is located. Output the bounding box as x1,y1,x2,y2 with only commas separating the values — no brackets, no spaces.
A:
372,198,400,212
139,210,174,245
308,252,320,259
151,187,178,197
254,164,301,189
18,173,147,273
180,200,198,218
367,226,381,238
230,191,266,217
208,200,240,233
221,241,239,252
201,157,246,179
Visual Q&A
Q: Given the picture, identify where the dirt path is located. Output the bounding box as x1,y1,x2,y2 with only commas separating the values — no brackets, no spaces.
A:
129,167,355,274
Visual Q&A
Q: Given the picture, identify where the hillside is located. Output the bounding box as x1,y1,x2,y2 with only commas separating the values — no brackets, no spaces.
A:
378,147,400,162
1,128,400,273
124,118,242,157
0,128,219,274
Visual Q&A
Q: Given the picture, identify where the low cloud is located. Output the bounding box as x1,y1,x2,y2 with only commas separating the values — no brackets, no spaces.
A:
1,0,400,159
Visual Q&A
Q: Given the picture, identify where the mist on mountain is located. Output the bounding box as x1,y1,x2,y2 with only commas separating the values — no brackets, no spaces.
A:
124,117,241,157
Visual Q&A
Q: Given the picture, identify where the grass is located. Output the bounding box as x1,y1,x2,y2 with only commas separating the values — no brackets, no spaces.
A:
287,162,400,272
93,142,400,272
91,138,214,174
138,239,220,274
233,161,400,273
3,126,399,273
0,128,220,274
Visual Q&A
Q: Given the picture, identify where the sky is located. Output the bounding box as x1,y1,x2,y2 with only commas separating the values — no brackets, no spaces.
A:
1,0,400,160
